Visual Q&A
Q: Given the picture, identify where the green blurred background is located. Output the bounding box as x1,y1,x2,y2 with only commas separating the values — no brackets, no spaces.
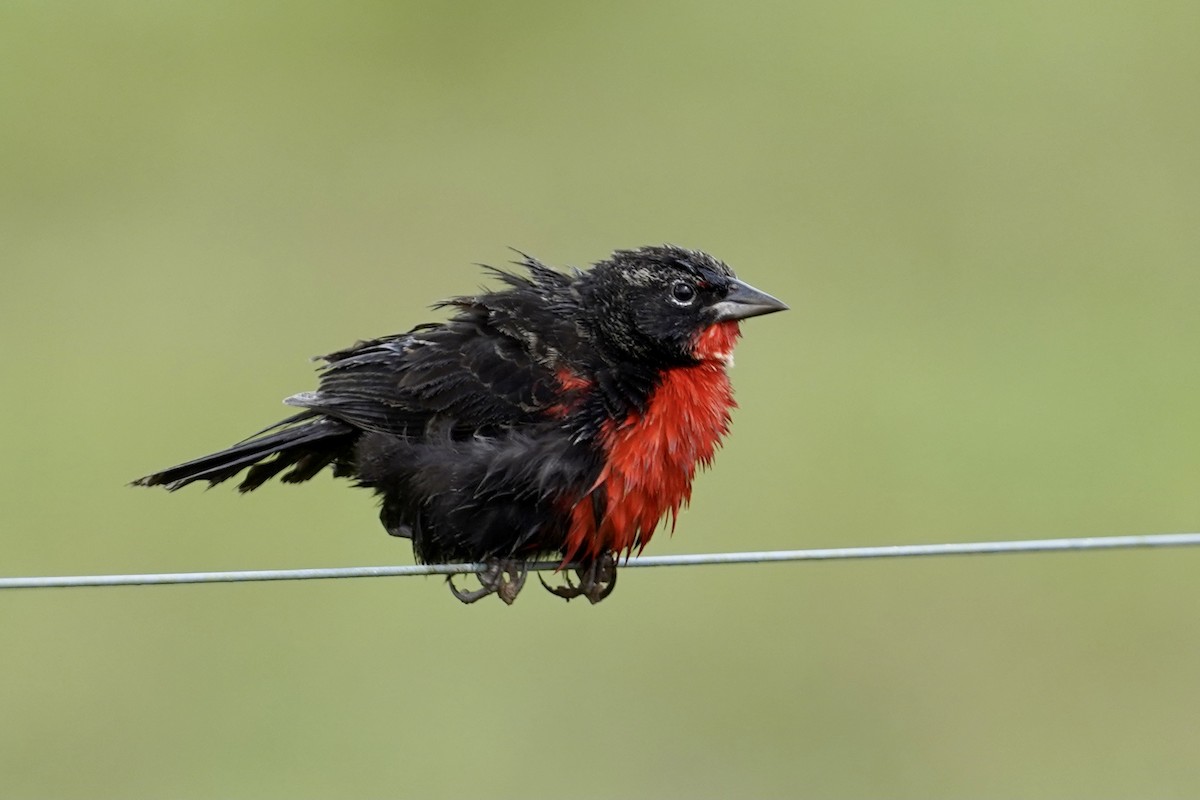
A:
4,2,1200,797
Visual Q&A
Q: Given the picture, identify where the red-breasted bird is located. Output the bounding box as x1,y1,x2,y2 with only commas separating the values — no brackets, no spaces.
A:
134,245,787,603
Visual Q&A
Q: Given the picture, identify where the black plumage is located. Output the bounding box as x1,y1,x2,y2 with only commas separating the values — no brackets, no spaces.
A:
134,245,787,603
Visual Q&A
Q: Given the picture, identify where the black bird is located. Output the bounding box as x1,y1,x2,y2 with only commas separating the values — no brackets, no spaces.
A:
134,245,787,603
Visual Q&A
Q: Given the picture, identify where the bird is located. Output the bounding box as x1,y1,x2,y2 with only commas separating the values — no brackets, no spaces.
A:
133,244,787,604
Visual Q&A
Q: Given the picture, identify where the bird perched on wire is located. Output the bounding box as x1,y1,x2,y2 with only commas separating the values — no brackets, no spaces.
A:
134,244,787,604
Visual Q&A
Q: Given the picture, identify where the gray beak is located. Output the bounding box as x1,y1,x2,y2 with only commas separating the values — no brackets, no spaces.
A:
711,278,789,321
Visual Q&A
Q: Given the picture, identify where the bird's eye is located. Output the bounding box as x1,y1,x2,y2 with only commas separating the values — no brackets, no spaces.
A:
669,281,697,306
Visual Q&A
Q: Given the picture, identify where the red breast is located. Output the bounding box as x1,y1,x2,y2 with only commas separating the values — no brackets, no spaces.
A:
563,321,741,563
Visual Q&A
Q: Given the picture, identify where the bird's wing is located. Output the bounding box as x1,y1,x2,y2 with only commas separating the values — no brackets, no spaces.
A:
285,311,566,437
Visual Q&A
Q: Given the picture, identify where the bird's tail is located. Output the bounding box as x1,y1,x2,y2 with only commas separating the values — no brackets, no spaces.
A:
131,413,356,492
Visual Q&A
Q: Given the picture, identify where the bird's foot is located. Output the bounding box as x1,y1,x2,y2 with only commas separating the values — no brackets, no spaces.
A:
538,553,618,604
447,559,528,605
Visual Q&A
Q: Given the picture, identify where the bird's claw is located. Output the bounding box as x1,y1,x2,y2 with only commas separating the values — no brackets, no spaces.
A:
538,553,618,604
447,560,528,605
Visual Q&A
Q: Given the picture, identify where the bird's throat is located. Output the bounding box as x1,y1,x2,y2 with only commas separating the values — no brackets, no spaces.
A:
691,320,741,365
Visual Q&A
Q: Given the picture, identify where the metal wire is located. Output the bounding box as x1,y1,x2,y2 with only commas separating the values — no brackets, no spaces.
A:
2,532,1199,590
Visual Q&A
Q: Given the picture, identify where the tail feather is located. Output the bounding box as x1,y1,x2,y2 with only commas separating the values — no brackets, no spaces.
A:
132,417,355,492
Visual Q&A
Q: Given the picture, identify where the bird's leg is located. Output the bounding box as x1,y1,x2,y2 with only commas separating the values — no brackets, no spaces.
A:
447,559,529,605
539,552,618,603
538,566,577,598
581,553,618,604
447,563,499,604
497,561,528,605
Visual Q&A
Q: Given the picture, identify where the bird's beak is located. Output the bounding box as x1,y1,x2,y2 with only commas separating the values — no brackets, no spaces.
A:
711,278,789,321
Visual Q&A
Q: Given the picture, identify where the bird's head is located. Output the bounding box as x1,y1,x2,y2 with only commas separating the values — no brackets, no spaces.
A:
580,244,788,366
